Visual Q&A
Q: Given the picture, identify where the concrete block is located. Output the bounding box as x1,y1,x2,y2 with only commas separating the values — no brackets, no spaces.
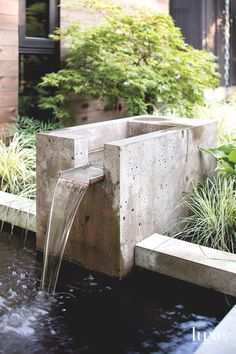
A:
135,234,236,297
36,134,88,249
0,191,36,232
36,116,217,278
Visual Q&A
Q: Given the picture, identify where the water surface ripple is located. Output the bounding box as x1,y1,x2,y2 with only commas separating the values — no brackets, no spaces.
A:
0,230,232,354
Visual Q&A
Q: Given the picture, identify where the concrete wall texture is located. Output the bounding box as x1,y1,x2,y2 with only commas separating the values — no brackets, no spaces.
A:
36,116,217,278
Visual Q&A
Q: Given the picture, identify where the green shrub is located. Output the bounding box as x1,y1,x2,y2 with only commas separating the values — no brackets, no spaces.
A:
16,115,62,135
9,116,62,148
177,175,236,253
39,2,219,122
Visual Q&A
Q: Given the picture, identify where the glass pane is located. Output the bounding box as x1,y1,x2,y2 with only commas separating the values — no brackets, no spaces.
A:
26,0,50,38
19,54,57,120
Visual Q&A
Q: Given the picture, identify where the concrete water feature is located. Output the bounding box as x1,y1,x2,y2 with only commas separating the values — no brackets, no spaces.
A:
36,116,216,278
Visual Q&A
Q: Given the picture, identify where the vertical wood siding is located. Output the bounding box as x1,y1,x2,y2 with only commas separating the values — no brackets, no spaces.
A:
231,1,236,85
0,0,18,125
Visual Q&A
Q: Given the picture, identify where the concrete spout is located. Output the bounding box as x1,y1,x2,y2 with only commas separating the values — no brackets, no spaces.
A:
59,165,104,185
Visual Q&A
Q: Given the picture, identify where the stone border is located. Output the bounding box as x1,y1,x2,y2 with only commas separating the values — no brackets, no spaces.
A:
135,234,236,297
135,234,236,352
0,191,36,232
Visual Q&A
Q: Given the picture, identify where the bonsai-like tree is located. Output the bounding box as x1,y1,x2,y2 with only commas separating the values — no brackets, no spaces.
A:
39,0,220,123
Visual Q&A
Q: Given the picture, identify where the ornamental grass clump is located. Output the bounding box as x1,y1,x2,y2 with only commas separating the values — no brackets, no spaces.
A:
1,117,62,200
179,175,236,254
0,134,36,199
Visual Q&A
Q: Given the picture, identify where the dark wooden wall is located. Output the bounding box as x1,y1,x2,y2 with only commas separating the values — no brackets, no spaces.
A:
203,0,226,85
0,0,18,126
231,0,236,85
170,0,236,86
169,0,203,49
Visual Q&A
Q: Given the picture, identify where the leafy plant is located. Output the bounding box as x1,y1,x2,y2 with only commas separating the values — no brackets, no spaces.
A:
16,115,62,135
8,116,62,148
201,143,236,175
0,134,36,199
39,1,219,123
177,175,236,253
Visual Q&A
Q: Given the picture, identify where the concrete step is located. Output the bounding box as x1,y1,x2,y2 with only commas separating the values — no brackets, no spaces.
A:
135,234,236,297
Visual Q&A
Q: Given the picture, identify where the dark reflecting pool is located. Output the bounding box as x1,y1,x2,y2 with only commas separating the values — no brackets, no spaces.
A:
0,227,233,354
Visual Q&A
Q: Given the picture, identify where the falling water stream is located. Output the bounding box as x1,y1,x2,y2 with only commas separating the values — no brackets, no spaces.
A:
41,164,104,294
41,176,89,293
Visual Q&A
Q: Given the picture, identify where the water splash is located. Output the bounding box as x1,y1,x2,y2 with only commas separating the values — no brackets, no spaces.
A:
0,231,225,354
41,177,88,293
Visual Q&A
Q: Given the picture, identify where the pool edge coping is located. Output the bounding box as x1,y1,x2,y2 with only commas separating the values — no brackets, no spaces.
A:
0,191,36,232
135,234,236,352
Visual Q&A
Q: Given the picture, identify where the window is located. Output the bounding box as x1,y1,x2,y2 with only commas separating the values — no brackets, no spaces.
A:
26,0,50,38
19,0,59,118
19,0,58,52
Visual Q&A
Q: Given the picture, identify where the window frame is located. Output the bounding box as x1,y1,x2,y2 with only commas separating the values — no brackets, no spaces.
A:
19,0,58,53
